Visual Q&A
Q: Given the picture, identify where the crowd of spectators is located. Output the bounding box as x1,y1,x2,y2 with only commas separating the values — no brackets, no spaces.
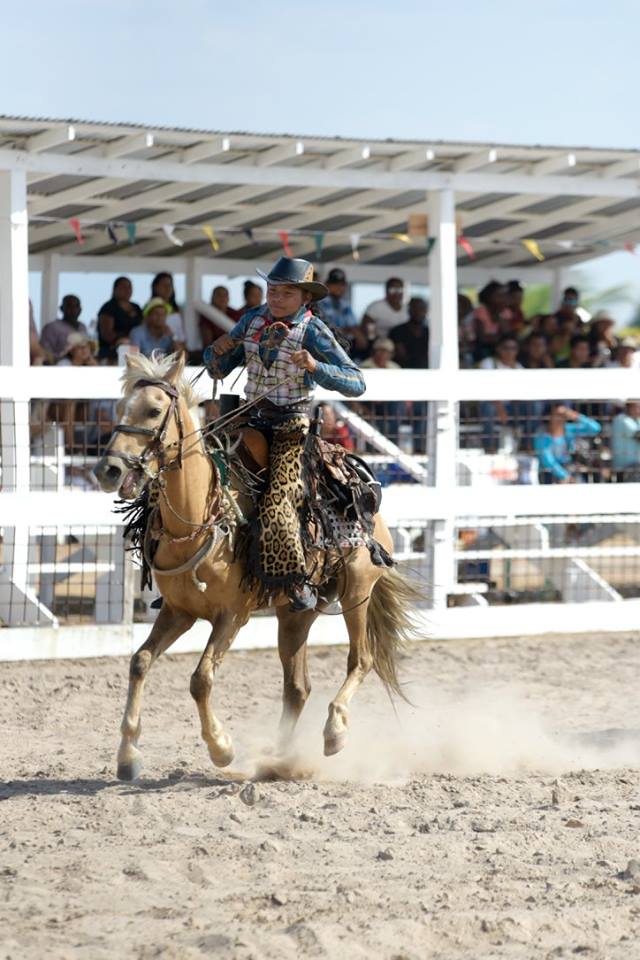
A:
27,268,640,484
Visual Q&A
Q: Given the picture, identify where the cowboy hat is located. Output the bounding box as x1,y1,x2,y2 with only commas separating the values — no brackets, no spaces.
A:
256,257,328,301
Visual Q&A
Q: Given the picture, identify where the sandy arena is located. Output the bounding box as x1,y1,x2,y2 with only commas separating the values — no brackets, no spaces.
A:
2,630,640,959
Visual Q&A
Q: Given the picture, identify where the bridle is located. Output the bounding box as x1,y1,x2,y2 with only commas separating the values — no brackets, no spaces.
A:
105,378,185,478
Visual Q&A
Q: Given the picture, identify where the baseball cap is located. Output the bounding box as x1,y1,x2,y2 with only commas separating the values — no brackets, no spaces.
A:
327,268,347,284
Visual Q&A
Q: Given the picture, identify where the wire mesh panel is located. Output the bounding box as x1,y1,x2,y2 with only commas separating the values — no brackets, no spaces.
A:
0,525,135,626
453,514,640,605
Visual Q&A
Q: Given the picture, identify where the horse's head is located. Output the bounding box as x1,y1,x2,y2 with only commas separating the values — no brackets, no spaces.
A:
94,351,191,499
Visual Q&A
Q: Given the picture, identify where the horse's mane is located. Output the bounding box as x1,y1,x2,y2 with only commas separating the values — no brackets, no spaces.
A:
119,352,198,409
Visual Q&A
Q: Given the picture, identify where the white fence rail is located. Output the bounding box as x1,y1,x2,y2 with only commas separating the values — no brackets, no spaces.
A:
1,364,640,658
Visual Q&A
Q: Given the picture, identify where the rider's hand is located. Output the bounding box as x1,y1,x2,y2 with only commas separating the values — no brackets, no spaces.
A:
213,334,236,355
290,349,317,373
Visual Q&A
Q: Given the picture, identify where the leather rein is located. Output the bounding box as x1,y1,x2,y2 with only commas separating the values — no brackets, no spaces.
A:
105,378,185,477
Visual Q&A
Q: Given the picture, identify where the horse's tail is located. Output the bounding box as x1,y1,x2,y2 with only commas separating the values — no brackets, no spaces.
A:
366,566,425,701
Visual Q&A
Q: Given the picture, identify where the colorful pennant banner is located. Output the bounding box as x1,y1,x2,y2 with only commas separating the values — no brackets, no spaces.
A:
278,231,293,257
106,222,118,245
162,224,184,247
126,223,137,244
457,235,474,259
391,233,412,244
522,238,545,262
69,217,84,245
350,233,360,261
202,225,220,252
314,231,324,261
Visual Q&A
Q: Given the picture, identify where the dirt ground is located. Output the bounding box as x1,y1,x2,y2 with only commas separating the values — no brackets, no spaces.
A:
2,630,640,959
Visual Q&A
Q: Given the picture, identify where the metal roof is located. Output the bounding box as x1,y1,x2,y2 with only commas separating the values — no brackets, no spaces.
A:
1,114,639,271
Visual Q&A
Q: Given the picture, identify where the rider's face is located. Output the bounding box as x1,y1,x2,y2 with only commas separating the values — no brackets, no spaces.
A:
267,284,306,318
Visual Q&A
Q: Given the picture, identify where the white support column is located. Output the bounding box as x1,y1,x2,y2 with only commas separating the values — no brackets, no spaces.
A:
0,170,54,624
40,252,61,329
427,189,459,612
184,256,205,352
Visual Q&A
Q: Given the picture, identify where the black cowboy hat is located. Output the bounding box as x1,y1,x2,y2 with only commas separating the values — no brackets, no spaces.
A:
256,257,328,301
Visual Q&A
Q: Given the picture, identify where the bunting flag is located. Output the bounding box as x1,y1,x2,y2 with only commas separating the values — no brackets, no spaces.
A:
202,225,220,252
457,235,474,259
522,238,545,262
243,227,254,242
350,233,360,261
314,231,324,261
624,241,637,255
106,222,118,245
278,230,293,257
408,213,428,239
391,232,412,244
125,223,136,244
69,217,84,245
425,237,436,257
556,240,574,250
162,224,184,247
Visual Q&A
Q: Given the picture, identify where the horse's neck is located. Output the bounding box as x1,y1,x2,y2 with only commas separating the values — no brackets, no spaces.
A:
158,406,213,539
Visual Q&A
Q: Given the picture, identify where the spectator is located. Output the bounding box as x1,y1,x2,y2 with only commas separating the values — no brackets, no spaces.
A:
199,285,240,350
504,280,528,337
318,268,357,332
554,286,590,325
362,277,405,335
608,338,639,369
349,315,378,363
478,336,524,452
40,295,88,361
520,332,553,369
549,315,580,364
238,280,263,317
97,276,143,363
534,403,600,483
29,300,45,365
556,334,591,369
588,309,618,366
130,299,175,357
611,401,640,478
314,401,354,451
151,272,186,349
361,337,401,370
389,297,429,368
458,292,475,367
471,281,510,362
57,332,98,367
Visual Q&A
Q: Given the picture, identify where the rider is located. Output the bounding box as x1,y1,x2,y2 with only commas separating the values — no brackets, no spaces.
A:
204,256,365,611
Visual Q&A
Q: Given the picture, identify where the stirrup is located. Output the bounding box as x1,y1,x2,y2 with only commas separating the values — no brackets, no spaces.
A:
287,583,317,612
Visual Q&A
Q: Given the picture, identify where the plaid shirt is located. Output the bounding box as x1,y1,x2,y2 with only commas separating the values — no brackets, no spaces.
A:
204,304,365,405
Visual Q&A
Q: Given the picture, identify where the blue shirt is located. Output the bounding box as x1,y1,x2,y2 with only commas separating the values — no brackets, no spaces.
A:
204,305,365,398
611,414,640,471
317,294,356,330
129,326,174,357
533,415,601,481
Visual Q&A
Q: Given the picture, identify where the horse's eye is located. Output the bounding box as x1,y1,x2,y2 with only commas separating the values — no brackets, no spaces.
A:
148,407,162,418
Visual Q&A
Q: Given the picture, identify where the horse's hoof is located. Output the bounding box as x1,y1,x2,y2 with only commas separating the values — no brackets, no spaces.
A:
324,734,346,757
209,736,234,768
117,752,143,781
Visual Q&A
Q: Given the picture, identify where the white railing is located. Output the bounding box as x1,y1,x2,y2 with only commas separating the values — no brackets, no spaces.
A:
1,363,640,658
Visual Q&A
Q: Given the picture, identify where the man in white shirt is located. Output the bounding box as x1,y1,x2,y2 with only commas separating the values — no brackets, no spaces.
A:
362,277,406,335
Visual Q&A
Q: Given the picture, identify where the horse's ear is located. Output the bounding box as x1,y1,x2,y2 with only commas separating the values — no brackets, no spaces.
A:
124,353,138,370
165,351,186,384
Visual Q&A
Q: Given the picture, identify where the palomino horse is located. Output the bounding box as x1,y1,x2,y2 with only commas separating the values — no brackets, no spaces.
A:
94,352,420,780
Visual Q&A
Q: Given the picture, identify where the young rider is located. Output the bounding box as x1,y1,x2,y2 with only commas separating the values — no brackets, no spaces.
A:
204,256,365,611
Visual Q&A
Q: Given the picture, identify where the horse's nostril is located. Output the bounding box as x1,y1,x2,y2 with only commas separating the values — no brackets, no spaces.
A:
105,465,121,482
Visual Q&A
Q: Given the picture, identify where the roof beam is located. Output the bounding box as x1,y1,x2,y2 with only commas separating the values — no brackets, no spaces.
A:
26,124,76,153
254,141,305,166
531,152,577,176
453,148,499,173
324,145,374,169
181,137,232,164
103,132,155,158
3,147,640,199
388,148,436,172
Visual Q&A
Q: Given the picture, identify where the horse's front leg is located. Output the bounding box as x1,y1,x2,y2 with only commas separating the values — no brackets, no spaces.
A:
275,605,317,750
190,611,243,768
117,605,195,781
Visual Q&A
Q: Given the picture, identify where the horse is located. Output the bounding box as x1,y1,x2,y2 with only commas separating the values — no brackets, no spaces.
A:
94,351,421,781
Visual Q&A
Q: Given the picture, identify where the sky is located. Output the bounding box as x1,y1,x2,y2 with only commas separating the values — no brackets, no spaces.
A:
4,0,640,325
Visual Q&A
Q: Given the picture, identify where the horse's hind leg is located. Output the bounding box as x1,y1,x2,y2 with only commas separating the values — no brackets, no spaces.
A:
323,579,375,757
276,606,318,750
190,612,242,768
117,605,195,781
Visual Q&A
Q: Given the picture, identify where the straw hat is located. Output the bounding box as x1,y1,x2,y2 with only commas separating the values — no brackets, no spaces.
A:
63,331,97,356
